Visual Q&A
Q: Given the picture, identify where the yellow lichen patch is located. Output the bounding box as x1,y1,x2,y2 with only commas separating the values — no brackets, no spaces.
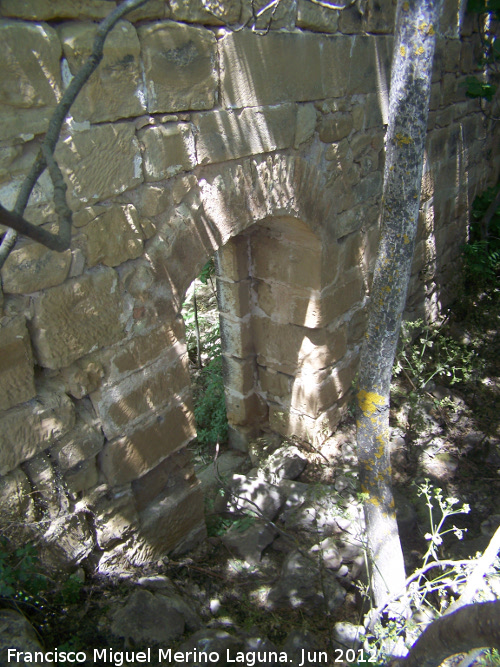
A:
415,46,425,55
403,233,410,244
357,389,386,416
395,133,413,147
403,1,409,9
400,46,406,57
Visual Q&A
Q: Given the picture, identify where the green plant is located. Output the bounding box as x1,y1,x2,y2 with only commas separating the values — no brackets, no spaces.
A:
462,185,500,286
0,538,47,606
393,319,478,391
360,481,493,664
193,356,228,449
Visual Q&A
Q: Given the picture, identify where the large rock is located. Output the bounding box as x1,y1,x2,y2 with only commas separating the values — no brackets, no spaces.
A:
50,401,104,471
193,104,296,164
0,383,75,475
0,0,114,20
91,350,191,439
0,468,35,524
0,610,47,667
54,123,143,211
266,550,346,613
31,268,124,370
222,520,278,564
99,399,196,485
138,21,217,113
0,20,62,141
77,204,144,267
169,0,241,24
1,242,72,294
0,317,35,410
139,123,196,181
58,20,145,123
228,474,285,520
296,0,339,32
111,589,186,644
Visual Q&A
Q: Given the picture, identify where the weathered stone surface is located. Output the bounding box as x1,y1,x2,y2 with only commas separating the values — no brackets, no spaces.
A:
229,474,285,520
0,0,114,20
138,22,217,113
225,388,266,427
220,32,348,107
54,123,142,211
294,103,317,148
193,104,295,165
266,550,346,612
319,113,353,143
220,314,254,358
139,123,196,181
0,384,75,475
253,317,347,375
222,354,255,396
99,399,196,485
251,232,322,291
138,481,206,556
63,457,99,494
126,0,168,21
59,21,145,123
78,204,144,268
270,402,341,445
0,468,34,523
297,0,339,32
0,20,62,141
255,280,324,328
112,589,185,644
31,268,124,370
60,359,104,399
90,484,139,548
222,521,278,564
91,351,191,439
132,447,196,512
248,0,296,30
0,610,46,667
217,278,251,317
1,243,72,294
50,402,104,471
363,0,396,33
0,317,35,411
260,445,307,482
100,322,184,383
170,0,241,24
215,236,250,282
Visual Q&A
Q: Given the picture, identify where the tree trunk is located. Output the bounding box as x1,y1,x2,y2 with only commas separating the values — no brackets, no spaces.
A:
356,0,444,608
391,601,500,667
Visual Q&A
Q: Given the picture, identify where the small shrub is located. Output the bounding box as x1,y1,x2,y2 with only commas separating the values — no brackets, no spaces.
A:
0,537,47,606
193,356,228,449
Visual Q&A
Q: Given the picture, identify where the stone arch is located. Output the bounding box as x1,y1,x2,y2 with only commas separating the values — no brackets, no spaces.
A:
138,154,370,454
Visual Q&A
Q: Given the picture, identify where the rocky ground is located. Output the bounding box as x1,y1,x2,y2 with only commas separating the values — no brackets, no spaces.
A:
1,286,499,667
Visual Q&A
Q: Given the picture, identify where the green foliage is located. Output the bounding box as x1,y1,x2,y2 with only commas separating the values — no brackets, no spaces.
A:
462,76,497,102
462,185,500,286
0,538,47,605
198,258,215,285
477,649,500,666
56,574,83,605
467,0,500,18
193,356,228,449
394,319,478,390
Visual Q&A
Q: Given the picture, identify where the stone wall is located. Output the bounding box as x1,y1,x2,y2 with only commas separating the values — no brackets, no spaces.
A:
0,0,497,571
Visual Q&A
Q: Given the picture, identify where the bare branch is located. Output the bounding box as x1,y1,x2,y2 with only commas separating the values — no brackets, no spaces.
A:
0,0,149,268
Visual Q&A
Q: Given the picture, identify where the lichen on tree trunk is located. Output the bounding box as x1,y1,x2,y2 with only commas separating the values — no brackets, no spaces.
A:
356,0,444,608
